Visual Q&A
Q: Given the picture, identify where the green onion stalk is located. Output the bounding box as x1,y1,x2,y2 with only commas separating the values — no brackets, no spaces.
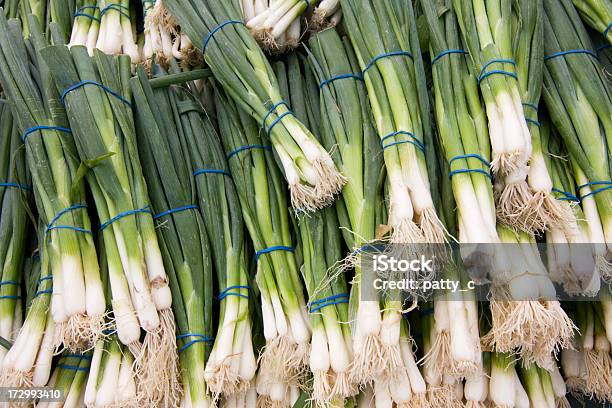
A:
515,0,576,233
542,0,612,281
542,119,602,295
68,0,101,56
40,352,92,408
41,46,177,398
16,0,46,37
0,99,30,364
311,0,342,30
519,363,559,408
340,0,445,245
452,0,539,232
571,0,612,45
47,0,77,45
274,51,355,403
214,85,310,404
0,14,106,351
93,0,141,63
153,71,257,400
131,67,218,406
308,27,391,389
160,0,347,213
486,352,529,408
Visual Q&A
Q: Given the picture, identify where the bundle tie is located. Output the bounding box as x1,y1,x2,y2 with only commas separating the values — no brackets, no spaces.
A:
525,118,541,127
552,188,579,202
58,364,89,372
63,354,93,361
0,295,20,300
193,169,231,178
153,205,199,220
448,154,492,180
99,206,151,231
522,102,539,112
431,49,468,65
176,333,214,353
218,285,251,301
0,182,32,191
0,281,19,287
61,80,132,107
99,3,130,19
202,20,244,54
0,277,20,299
226,144,272,161
309,294,349,313
262,101,294,138
477,59,518,85
577,181,611,200
380,131,425,153
255,245,295,262
362,51,413,76
319,73,364,89
604,23,612,38
74,5,100,21
597,44,611,53
46,204,92,235
102,329,117,336
34,275,53,298
22,125,72,143
544,50,598,62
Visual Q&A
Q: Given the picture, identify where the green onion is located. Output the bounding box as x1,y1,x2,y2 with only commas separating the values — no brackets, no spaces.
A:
159,0,347,212
0,14,106,352
572,0,612,45
41,352,92,408
69,0,101,55
94,0,140,62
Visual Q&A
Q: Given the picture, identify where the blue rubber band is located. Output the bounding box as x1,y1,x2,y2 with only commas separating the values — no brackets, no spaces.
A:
449,154,490,168
597,44,611,53
99,206,151,231
255,245,295,262
0,182,32,191
58,364,89,372
153,205,198,220
431,49,468,65
266,111,294,138
193,169,232,177
176,333,214,353
477,59,517,85
60,80,131,107
0,281,19,286
218,285,250,301
39,276,53,283
202,20,244,53
75,5,100,21
522,102,539,112
380,131,425,153
319,73,364,89
102,329,117,336
362,51,413,76
525,118,541,127
226,144,272,161
448,154,492,180
46,204,92,235
0,295,20,300
449,169,493,180
309,293,349,313
544,50,598,62
63,354,92,361
577,181,612,200
604,23,612,37
552,188,579,202
34,289,53,298
261,101,293,134
99,3,130,19
21,125,72,143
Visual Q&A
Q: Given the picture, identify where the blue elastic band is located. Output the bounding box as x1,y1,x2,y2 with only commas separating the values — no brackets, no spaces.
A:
102,329,117,336
0,281,19,286
577,181,611,200
202,20,244,53
525,118,541,127
309,294,349,313
255,245,295,262
477,59,517,85
21,125,72,143
544,50,598,62
46,204,92,235
60,80,131,107
34,289,52,297
99,206,151,231
380,131,425,153
431,49,468,65
319,73,364,89
39,276,53,283
63,354,92,361
153,205,198,220
448,154,492,180
266,111,294,138
449,169,492,180
176,333,214,353
193,169,232,177
74,5,100,21
552,188,579,202
218,285,251,301
58,364,89,372
0,295,20,300
261,101,294,137
522,102,539,112
99,3,130,19
604,23,612,37
362,51,413,76
226,144,272,161
0,182,32,191
597,44,611,53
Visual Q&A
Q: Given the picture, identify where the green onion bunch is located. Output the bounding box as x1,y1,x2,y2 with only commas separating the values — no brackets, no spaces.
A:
572,0,612,45
93,0,140,62
214,84,310,405
0,14,106,355
42,351,92,407
159,0,347,213
0,97,30,365
40,45,177,401
68,0,101,55
542,0,612,281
